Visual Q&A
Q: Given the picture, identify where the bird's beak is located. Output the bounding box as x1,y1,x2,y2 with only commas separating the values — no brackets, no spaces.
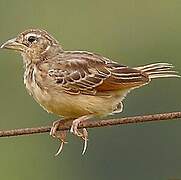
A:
1,38,26,52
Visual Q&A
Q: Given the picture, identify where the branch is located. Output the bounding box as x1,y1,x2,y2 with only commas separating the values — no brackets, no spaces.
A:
0,112,181,138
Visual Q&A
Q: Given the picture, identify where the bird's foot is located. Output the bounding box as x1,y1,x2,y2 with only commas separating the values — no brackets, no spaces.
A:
50,119,69,156
70,116,89,155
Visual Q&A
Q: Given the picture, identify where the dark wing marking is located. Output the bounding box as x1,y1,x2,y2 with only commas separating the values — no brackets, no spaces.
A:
48,51,149,95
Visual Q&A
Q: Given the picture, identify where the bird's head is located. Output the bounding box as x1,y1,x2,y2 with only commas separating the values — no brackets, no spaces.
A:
1,29,63,62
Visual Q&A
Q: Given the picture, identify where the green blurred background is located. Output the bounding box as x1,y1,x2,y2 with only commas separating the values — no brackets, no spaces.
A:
0,0,181,179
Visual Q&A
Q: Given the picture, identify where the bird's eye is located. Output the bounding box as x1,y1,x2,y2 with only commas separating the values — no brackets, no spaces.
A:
27,36,37,43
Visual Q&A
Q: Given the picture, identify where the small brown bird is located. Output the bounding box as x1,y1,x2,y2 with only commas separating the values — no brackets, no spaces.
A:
1,29,179,155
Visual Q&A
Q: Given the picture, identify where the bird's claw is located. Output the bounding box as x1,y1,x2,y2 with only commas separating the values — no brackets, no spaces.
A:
81,128,88,155
54,138,68,156
70,116,89,155
50,120,68,156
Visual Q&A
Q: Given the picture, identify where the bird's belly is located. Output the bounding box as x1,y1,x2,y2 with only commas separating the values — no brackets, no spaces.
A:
30,85,128,118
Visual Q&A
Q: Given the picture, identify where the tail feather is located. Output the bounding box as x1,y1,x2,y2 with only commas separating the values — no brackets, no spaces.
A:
135,63,180,79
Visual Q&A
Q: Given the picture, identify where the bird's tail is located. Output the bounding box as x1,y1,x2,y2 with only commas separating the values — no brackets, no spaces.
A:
135,63,180,79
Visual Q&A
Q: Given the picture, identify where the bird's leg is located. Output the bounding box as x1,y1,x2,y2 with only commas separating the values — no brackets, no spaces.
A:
50,118,71,156
70,116,89,155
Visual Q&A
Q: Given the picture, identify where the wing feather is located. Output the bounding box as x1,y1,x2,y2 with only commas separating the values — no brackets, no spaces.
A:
48,51,149,95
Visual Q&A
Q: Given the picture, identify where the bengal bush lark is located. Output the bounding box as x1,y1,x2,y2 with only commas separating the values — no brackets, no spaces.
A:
1,29,179,155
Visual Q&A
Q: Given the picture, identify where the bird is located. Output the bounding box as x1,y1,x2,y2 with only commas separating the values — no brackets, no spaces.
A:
1,29,179,155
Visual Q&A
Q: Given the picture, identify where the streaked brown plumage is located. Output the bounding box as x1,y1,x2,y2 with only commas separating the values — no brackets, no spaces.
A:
1,29,179,155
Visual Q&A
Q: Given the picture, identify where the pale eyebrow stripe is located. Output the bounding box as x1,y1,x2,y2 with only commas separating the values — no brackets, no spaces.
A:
25,33,41,39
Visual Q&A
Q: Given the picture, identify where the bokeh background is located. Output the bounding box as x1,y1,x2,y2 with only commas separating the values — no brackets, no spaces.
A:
0,0,181,180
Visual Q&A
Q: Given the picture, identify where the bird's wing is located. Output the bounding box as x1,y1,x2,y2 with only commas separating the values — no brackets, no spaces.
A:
48,51,149,95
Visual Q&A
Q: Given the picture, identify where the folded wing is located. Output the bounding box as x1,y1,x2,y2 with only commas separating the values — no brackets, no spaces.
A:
48,51,150,95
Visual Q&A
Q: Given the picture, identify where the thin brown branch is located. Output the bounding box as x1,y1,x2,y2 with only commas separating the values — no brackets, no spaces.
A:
0,112,181,138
